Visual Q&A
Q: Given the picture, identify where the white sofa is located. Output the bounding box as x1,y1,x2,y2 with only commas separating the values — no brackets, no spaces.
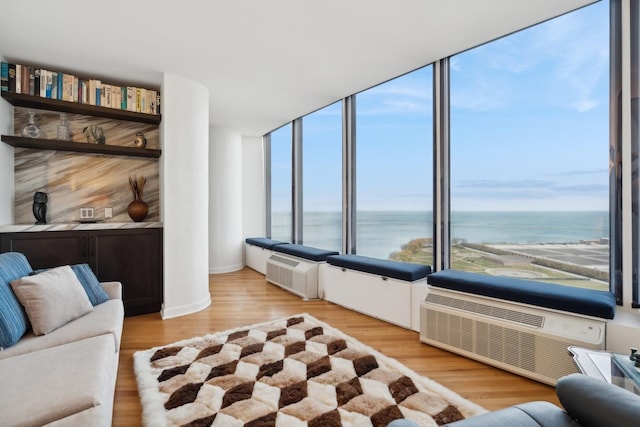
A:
0,252,124,427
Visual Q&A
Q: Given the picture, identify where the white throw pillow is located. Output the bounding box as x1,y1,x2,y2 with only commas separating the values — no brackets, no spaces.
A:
10,265,93,335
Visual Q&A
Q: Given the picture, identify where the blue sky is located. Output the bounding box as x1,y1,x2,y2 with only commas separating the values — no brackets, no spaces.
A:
272,0,609,212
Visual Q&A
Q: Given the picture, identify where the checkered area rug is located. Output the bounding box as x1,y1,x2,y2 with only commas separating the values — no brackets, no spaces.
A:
134,314,485,427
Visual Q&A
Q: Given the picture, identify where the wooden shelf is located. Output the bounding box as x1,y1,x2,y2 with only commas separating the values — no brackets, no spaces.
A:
1,91,161,125
1,135,161,158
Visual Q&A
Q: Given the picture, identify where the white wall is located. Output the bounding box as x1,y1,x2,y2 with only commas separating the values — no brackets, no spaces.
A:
242,135,265,241
0,54,14,224
160,73,211,319
209,126,243,273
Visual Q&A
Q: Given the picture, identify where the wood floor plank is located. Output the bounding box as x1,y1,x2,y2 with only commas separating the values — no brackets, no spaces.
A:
113,267,560,425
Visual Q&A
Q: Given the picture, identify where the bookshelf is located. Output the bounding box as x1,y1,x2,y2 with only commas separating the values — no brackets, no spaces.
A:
0,135,161,158
1,91,161,158
1,91,161,124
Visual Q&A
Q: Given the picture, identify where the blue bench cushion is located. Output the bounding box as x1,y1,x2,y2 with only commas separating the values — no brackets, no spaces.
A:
326,254,432,282
245,237,287,250
272,244,339,262
427,269,616,320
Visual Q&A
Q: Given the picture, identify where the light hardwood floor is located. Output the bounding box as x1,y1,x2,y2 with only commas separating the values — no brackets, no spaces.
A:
113,267,559,425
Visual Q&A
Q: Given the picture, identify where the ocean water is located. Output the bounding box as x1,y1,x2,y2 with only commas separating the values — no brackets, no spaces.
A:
272,211,609,260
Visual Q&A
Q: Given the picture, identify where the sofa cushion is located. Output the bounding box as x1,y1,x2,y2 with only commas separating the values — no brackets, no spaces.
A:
11,265,93,335
272,243,339,262
0,252,32,349
245,237,287,249
0,298,124,360
427,269,616,319
326,254,432,282
0,334,117,427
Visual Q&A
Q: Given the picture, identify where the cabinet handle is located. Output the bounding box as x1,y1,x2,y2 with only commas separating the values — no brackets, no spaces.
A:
81,237,87,257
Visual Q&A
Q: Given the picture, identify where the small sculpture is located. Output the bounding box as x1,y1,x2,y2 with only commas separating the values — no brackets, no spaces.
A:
83,125,105,144
33,191,48,224
133,131,147,148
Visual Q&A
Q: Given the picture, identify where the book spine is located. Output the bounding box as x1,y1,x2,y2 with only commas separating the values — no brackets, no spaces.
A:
72,76,78,102
1,62,9,91
30,67,37,96
8,63,16,92
39,69,46,97
15,64,22,93
29,67,36,95
95,80,101,106
51,72,58,99
121,86,127,110
57,72,63,99
127,86,135,111
46,71,53,98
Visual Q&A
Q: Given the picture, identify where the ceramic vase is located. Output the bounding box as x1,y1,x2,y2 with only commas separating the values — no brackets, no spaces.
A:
127,199,148,222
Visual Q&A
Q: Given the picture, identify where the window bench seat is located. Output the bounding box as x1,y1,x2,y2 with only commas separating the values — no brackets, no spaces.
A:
320,254,432,331
427,269,616,319
272,244,339,262
244,237,287,275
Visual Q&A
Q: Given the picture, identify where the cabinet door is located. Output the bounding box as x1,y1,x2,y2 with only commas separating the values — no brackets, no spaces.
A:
0,231,89,269
91,228,162,316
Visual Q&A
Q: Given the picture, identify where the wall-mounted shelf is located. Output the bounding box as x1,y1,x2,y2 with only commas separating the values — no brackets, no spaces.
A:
1,135,161,158
1,91,161,125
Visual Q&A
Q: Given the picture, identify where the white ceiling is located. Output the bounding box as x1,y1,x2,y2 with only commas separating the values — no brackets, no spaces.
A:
0,0,596,136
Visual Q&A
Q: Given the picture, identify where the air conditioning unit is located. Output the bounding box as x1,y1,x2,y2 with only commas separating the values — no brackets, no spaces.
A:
266,254,319,300
420,287,606,385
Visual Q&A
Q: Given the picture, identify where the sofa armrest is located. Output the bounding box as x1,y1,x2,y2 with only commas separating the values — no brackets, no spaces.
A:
557,373,640,427
100,281,122,300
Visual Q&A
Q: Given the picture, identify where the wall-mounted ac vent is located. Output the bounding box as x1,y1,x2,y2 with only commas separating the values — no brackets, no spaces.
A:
266,254,319,300
425,293,544,328
420,288,606,385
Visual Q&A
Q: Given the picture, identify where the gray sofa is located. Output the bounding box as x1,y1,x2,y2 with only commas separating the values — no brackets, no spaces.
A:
388,373,640,427
0,252,124,427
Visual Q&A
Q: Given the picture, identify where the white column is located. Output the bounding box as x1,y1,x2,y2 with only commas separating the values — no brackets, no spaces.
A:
242,135,266,240
209,126,243,273
160,73,211,319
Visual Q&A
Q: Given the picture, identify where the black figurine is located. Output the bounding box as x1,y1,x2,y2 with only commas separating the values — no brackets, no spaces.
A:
33,191,48,224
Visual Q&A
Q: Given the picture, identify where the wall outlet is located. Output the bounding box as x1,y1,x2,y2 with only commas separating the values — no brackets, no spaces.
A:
79,207,95,220
105,207,113,219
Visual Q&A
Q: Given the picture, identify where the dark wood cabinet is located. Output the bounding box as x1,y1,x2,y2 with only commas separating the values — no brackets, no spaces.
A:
0,228,163,316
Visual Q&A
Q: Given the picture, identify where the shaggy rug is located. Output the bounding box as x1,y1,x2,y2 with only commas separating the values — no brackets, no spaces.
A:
134,314,485,427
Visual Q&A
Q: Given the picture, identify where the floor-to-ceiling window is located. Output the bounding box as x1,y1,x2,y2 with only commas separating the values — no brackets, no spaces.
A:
450,1,609,290
355,66,433,263
302,101,342,251
270,123,293,242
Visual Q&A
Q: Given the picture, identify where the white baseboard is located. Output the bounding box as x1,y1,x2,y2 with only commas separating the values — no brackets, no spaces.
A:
161,294,212,319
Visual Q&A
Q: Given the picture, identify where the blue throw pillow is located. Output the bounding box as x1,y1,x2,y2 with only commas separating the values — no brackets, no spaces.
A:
0,253,33,349
33,264,110,306
69,264,110,306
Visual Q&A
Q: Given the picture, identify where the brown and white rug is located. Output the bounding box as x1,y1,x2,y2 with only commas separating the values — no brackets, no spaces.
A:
134,314,485,427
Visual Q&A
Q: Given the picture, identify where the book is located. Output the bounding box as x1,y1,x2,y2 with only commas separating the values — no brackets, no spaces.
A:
51,72,58,99
127,86,135,111
72,76,78,102
33,68,42,96
8,63,16,92
15,64,22,93
1,62,8,91
29,67,36,95
57,72,63,99
121,86,127,110
62,73,73,101
46,71,53,98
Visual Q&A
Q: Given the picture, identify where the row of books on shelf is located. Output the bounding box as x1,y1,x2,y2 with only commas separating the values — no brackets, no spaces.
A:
0,62,160,115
